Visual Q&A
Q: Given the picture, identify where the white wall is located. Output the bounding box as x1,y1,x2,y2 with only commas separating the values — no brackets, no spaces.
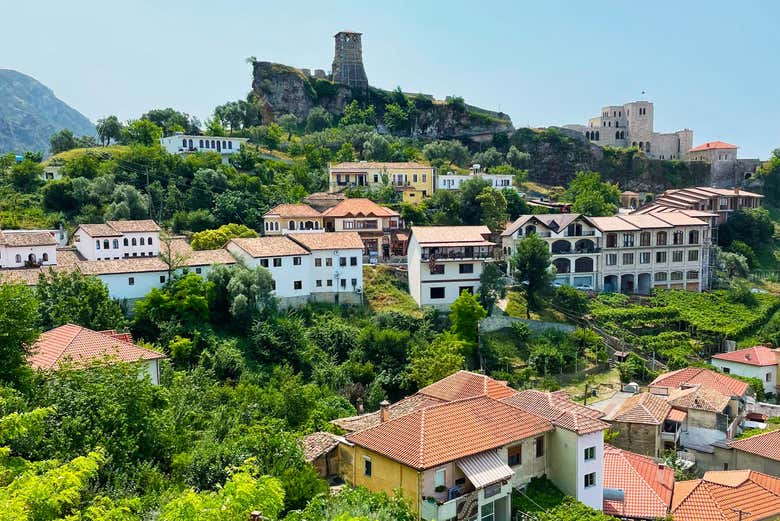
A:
98,270,169,301
575,430,604,510
78,231,160,261
408,237,422,306
160,135,246,156
711,359,776,396
0,244,57,268
141,359,161,385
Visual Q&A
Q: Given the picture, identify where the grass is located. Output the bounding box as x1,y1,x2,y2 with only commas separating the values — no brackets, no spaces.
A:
362,265,421,316
46,145,130,164
560,367,622,404
504,290,568,322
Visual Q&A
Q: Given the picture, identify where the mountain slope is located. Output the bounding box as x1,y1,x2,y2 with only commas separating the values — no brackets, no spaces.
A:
0,69,94,154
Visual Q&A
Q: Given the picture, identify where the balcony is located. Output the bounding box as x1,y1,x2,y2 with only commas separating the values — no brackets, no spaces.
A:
421,489,479,521
421,248,493,261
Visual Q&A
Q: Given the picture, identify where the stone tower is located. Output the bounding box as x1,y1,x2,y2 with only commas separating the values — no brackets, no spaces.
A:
331,31,369,89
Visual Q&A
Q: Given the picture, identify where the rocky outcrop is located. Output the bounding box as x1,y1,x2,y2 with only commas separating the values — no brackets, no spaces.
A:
251,61,513,139
0,69,94,154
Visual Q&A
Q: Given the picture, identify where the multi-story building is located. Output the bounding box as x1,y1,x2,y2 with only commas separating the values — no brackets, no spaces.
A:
688,141,738,163
262,204,324,235
408,226,494,309
711,346,779,397
437,171,518,192
0,230,58,268
73,220,161,261
328,161,434,204
159,133,248,164
502,211,710,294
634,186,763,226
321,198,405,259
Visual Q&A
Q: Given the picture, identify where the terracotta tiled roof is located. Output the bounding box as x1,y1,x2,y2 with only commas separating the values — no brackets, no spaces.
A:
321,198,399,218
667,386,730,413
602,445,674,519
650,367,750,397
263,204,322,218
228,237,308,258
501,389,608,434
75,257,169,276
728,429,780,462
689,141,738,152
331,394,446,433
163,238,236,267
0,230,57,247
300,431,341,462
418,370,517,401
411,226,493,245
610,392,671,425
105,220,161,233
76,223,122,237
0,268,44,285
671,470,780,521
288,232,364,251
330,161,431,170
29,324,165,370
346,396,552,469
501,214,585,237
713,346,777,367
666,408,688,423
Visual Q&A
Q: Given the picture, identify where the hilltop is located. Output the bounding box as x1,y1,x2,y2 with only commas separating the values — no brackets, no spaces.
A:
0,69,94,154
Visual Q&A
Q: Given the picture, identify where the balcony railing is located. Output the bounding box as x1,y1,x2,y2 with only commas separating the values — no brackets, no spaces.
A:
421,250,493,261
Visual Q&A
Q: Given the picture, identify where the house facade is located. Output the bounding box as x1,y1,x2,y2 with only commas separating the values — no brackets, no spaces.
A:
408,226,494,309
73,220,161,261
634,186,763,226
262,204,324,235
159,133,248,164
688,141,738,163
596,392,680,458
321,198,405,259
0,230,58,268
711,345,778,397
437,172,517,192
328,161,434,204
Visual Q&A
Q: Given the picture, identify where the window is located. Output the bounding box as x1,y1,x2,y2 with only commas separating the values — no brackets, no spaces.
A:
195,267,202,274
413,174,418,183
160,275,166,283
640,232,651,246
640,252,651,264
132,238,137,246
42,253,49,262
430,264,444,274
140,237,145,246
606,253,617,266
95,240,101,250
340,257,347,267
656,251,667,263
622,253,634,265
128,277,135,286
508,445,522,466
15,254,21,263
199,139,204,148
722,367,730,374
688,230,699,244
606,233,617,248
430,287,445,299
670,271,683,281
273,258,282,267
294,280,302,290
434,469,446,488
688,249,699,262
351,278,357,287
363,457,372,477
672,250,683,263
260,259,269,268
315,258,322,267
340,278,347,288
655,272,667,282
350,256,358,266
327,279,333,287
373,174,379,183
293,256,302,266
584,447,596,461
228,141,232,149
767,372,773,383
657,231,667,246
123,238,129,246
459,263,474,274
584,472,596,488
271,280,276,290
673,231,684,245
686,270,699,280
112,239,119,249
535,437,544,458
326,258,333,267
622,233,634,247
422,174,427,182
148,237,153,246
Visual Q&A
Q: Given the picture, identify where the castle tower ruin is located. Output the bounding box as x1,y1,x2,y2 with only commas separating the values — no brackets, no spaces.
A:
331,31,369,89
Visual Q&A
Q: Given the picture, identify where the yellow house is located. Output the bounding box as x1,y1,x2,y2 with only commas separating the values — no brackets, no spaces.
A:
328,161,435,204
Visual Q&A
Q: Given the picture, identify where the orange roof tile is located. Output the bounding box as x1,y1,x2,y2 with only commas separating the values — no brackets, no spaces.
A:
321,198,399,218
650,367,750,397
418,370,517,401
76,223,122,237
411,226,493,245
263,204,322,218
287,232,364,251
105,220,161,233
346,396,552,469
331,393,446,433
667,386,731,413
501,389,608,434
0,230,57,247
29,324,165,370
602,445,674,519
610,392,671,425
228,236,308,258
330,161,431,171
689,141,738,152
671,470,780,521
301,431,341,462
728,429,780,462
713,346,777,367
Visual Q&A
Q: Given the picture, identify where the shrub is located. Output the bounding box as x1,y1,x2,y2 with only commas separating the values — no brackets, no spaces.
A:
553,286,589,315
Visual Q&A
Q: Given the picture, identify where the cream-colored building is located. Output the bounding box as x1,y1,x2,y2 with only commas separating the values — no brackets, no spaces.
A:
262,204,324,235
328,161,434,204
688,141,738,163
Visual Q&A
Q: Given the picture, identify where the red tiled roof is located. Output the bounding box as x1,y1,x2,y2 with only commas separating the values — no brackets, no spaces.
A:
29,324,166,370
346,396,552,469
667,386,731,413
228,236,308,258
263,204,322,218
321,198,399,218
287,231,364,251
667,408,688,423
689,141,738,152
501,389,608,435
728,429,780,462
712,346,777,367
671,470,780,521
650,367,750,397
0,230,57,247
331,393,446,433
418,370,517,401
105,220,161,233
301,431,341,462
603,445,674,519
329,161,431,171
411,226,493,245
610,392,671,425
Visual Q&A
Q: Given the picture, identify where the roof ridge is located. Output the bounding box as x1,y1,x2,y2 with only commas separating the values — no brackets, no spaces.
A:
50,323,84,365
418,407,427,467
621,451,669,507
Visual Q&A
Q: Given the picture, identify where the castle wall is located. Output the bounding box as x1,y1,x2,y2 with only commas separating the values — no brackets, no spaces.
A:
625,101,654,146
652,132,683,160
710,159,763,188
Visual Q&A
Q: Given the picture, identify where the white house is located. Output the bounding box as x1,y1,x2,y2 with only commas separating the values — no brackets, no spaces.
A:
407,226,494,309
73,220,161,261
0,230,58,268
159,133,248,164
437,172,518,192
711,346,778,397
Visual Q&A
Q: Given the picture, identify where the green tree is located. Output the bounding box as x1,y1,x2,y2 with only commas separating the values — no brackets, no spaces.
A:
450,290,487,345
476,186,508,233
362,133,392,161
132,273,211,339
36,271,125,331
478,262,507,313
191,223,257,250
305,107,333,132
0,284,40,385
758,148,780,206
564,171,621,216
284,486,415,521
120,119,163,146
506,145,531,169
335,142,357,162
49,129,78,154
459,177,492,225
511,233,553,318
265,123,283,150
340,100,376,127
383,103,408,133
205,116,225,137
277,113,299,140
42,178,78,213
95,116,122,146
408,333,466,387
8,159,43,192
399,202,429,226
718,207,774,251
141,107,199,135
207,264,276,327
503,188,530,219
472,147,504,169
422,140,469,168
552,285,589,315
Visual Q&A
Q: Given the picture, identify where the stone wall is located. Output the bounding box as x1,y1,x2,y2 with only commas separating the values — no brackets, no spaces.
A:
479,315,576,334
609,421,661,458
709,159,763,188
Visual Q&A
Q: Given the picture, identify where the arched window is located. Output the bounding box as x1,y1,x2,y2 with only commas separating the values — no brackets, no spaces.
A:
199,139,204,148
216,141,221,151
575,257,594,273
595,131,600,141
211,140,216,148
645,142,651,153
228,141,233,149
615,131,620,139
656,231,667,246
632,141,637,147
689,230,699,244
148,237,153,245
289,221,296,230
96,240,101,250
123,238,129,246
42,253,49,262
639,142,644,150
140,237,145,246
182,139,187,147
15,254,21,263
222,140,227,148
274,222,279,231
113,239,119,249
188,138,193,148
132,238,137,246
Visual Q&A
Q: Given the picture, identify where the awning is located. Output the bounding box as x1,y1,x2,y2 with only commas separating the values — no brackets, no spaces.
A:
457,450,514,489
667,409,687,423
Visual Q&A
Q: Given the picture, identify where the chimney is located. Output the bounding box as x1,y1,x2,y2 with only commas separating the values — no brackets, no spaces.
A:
657,464,670,488
356,397,364,415
379,400,390,422
745,353,751,361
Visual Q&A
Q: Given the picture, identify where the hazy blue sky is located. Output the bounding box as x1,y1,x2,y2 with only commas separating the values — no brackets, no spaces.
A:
5,0,778,157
